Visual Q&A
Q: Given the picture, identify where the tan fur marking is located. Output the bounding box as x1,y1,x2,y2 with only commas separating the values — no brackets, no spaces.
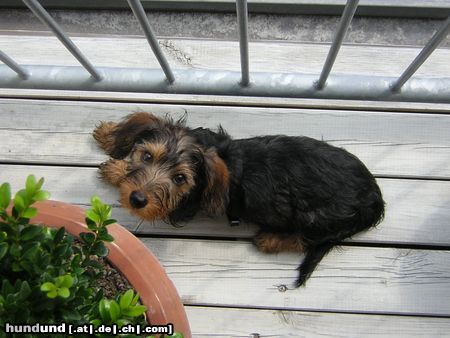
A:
99,159,128,186
93,121,118,154
254,232,305,254
125,112,161,125
203,149,230,215
142,142,167,162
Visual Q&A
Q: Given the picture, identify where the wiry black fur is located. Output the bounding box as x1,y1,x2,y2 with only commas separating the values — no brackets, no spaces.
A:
186,127,385,287
98,114,384,287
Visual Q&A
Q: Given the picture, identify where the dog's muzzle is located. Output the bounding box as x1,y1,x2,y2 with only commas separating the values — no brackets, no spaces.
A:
129,191,148,209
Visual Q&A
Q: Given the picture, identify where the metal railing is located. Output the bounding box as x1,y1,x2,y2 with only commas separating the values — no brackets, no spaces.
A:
1,0,450,103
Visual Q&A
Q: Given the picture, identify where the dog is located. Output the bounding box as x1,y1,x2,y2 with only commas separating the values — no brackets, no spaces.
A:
93,112,385,287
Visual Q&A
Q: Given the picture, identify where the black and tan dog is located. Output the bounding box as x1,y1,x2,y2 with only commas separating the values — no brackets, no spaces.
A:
93,112,384,287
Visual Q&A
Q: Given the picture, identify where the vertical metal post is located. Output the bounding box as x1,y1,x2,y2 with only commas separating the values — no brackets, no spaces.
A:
315,0,359,90
0,50,29,79
391,16,450,92
236,0,250,87
127,0,175,84
22,0,102,81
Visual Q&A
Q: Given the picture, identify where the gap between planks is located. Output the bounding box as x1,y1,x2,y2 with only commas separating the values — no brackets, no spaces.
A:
1,98,450,179
1,89,450,114
1,164,450,247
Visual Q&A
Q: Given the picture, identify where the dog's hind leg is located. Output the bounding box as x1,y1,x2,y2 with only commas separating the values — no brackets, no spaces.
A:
296,242,334,287
253,232,305,254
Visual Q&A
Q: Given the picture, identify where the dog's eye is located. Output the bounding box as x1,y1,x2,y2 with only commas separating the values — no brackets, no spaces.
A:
172,174,186,186
142,152,153,162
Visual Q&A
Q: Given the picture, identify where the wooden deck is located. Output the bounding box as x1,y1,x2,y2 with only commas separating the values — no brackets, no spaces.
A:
1,32,450,337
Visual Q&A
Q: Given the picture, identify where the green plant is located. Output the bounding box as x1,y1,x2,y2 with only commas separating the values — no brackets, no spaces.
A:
0,175,147,337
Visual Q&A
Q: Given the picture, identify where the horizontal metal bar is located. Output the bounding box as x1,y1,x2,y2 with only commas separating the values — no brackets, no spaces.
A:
391,16,450,92
127,0,175,84
22,0,102,81
1,65,450,104
0,50,29,79
316,0,359,89
236,0,250,87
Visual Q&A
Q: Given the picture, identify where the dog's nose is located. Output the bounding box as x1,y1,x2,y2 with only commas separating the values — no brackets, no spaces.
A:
129,191,148,209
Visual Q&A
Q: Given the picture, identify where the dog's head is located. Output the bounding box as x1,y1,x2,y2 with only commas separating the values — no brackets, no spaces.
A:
108,112,229,224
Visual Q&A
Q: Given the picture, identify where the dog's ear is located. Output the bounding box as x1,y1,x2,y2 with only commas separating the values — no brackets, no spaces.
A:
110,112,162,159
201,149,230,215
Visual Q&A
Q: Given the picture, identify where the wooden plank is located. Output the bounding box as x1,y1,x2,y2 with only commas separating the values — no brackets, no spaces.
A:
1,164,450,246
2,0,450,18
142,238,450,316
1,35,450,78
185,306,450,338
3,88,450,113
1,99,450,178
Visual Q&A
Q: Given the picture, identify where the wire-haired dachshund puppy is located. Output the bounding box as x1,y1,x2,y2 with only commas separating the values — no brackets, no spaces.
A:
93,112,385,287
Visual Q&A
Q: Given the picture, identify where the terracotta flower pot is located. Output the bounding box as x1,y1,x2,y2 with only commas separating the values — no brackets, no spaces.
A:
29,200,191,337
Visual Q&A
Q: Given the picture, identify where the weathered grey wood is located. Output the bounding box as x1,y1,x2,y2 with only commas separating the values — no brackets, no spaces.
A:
142,238,450,316
1,99,450,178
1,35,450,77
1,164,450,246
185,306,450,337
2,0,450,18
3,88,450,113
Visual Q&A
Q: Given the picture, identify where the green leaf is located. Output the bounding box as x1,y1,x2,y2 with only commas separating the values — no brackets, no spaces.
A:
103,205,112,220
53,227,66,244
119,289,134,310
91,195,102,209
14,193,25,212
98,233,114,242
168,333,184,338
99,299,111,322
92,241,108,257
18,281,31,300
35,177,45,191
10,242,21,257
0,183,11,210
167,333,184,338
33,190,50,202
20,225,42,240
25,175,37,195
21,207,38,219
58,287,70,298
11,261,22,272
116,319,130,328
103,219,117,226
122,305,146,317
79,232,96,245
109,300,121,322
131,293,140,306
0,231,7,241
47,289,58,298
85,217,97,231
86,259,103,270
40,282,55,292
56,275,73,288
22,242,40,259
86,209,100,224
0,242,7,260
59,275,74,288
90,319,102,328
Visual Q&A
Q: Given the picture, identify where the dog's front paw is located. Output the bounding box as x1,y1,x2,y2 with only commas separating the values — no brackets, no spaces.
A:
99,159,128,186
93,121,118,154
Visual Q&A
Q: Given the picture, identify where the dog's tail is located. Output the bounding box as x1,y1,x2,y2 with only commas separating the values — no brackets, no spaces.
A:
296,242,335,287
